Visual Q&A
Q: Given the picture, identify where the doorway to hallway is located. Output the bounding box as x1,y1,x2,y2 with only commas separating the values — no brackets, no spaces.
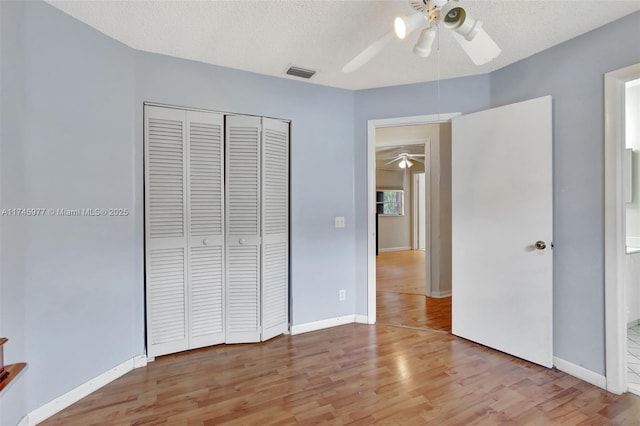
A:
376,250,451,332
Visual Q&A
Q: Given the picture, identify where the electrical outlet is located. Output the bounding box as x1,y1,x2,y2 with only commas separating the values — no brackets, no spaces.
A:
334,216,345,228
339,289,346,301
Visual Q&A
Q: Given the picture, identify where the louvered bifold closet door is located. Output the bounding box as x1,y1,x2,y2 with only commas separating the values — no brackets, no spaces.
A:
261,118,290,341
187,111,225,349
225,115,262,343
145,106,189,357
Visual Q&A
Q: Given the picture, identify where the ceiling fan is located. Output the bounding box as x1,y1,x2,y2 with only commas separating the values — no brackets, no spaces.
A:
342,0,501,73
382,152,425,169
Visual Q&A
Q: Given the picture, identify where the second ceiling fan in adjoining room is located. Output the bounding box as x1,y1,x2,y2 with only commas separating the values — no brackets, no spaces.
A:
378,146,426,169
387,152,425,169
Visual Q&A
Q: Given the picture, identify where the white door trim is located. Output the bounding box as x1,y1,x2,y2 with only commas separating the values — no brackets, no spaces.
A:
412,173,419,251
367,113,460,324
604,62,640,394
412,173,425,251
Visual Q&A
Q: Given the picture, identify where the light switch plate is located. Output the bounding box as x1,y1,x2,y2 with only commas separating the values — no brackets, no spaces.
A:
335,216,345,228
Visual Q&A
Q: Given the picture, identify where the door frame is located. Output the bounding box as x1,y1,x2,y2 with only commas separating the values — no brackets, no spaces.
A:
412,172,426,251
367,113,460,323
604,62,640,394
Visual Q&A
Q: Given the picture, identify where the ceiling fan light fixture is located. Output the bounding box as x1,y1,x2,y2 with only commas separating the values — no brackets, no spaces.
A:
394,13,425,40
398,159,413,169
442,6,481,41
394,17,407,39
413,27,436,57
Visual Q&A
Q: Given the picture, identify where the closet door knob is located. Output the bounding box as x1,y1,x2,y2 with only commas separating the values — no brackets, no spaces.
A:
534,240,546,250
202,239,209,246
239,238,246,245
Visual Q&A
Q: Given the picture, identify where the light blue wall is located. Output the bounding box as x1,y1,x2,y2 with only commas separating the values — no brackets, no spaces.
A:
490,11,640,375
1,1,29,421
353,75,492,314
0,1,137,423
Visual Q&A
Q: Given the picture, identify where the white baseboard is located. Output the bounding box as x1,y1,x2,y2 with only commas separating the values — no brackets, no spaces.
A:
378,246,412,253
133,355,148,369
553,356,606,389
626,236,640,248
22,354,147,425
628,383,640,397
291,315,362,335
354,314,369,324
430,290,452,298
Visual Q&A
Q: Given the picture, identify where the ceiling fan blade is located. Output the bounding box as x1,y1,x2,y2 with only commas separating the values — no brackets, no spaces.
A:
376,146,401,152
451,26,501,66
342,31,394,73
406,154,425,158
383,158,400,165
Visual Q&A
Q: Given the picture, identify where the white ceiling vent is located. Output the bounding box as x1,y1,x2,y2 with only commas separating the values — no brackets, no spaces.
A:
285,65,316,80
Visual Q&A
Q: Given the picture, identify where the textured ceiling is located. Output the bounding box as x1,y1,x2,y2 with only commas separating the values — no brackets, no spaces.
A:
46,0,640,90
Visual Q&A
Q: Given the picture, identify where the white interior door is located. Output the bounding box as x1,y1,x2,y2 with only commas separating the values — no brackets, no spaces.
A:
417,173,426,250
452,95,553,368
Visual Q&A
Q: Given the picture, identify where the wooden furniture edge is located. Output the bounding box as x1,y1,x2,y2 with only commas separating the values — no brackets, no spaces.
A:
0,363,27,394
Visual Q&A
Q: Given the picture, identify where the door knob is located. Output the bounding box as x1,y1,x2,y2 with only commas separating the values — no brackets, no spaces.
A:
239,238,246,245
202,239,209,246
534,241,546,250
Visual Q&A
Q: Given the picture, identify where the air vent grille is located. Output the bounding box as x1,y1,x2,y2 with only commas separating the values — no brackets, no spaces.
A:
285,66,316,79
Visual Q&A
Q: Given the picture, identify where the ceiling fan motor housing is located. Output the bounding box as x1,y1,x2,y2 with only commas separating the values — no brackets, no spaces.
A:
410,0,451,20
409,1,429,13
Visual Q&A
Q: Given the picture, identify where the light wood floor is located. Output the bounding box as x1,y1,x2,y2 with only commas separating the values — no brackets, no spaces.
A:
376,250,451,332
43,324,640,425
40,250,640,424
376,250,426,295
